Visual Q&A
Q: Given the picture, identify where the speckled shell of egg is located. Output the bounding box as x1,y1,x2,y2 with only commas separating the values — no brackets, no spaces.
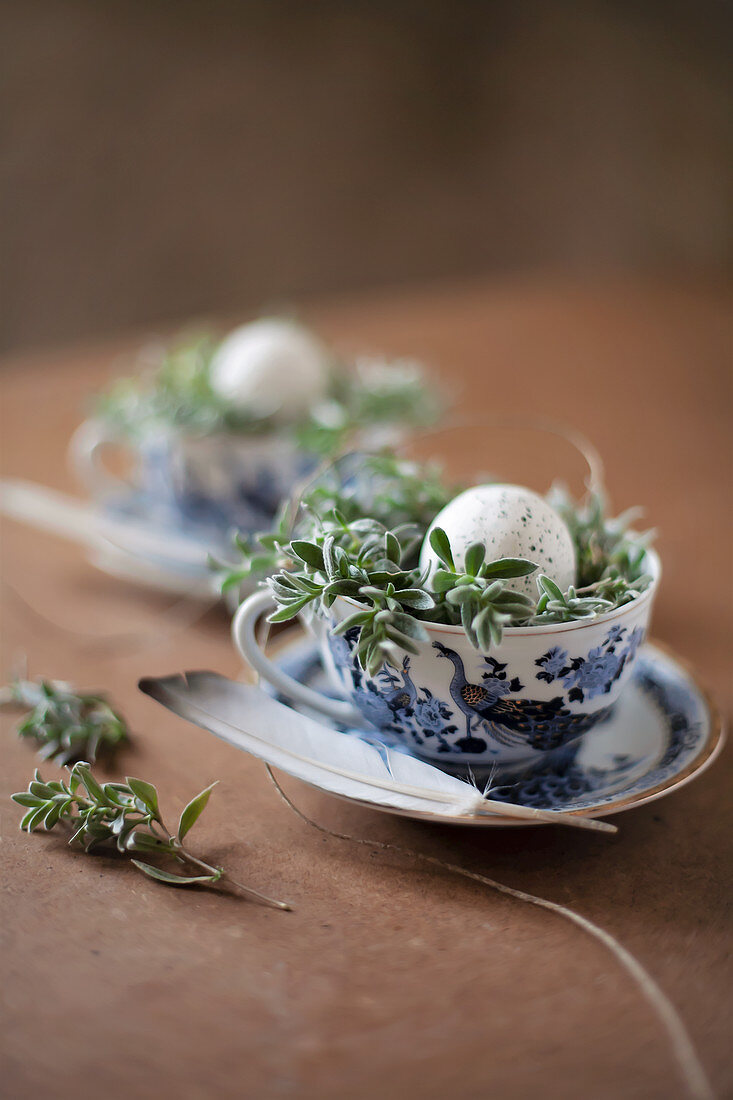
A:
209,318,330,420
421,484,576,597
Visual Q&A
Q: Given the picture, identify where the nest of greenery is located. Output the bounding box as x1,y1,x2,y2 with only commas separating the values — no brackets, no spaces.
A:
95,331,440,455
215,454,655,676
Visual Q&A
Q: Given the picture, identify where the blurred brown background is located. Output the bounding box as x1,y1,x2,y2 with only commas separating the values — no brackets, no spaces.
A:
1,0,731,353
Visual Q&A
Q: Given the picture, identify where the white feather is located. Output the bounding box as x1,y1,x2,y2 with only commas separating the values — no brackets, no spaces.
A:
0,478,209,566
139,672,615,831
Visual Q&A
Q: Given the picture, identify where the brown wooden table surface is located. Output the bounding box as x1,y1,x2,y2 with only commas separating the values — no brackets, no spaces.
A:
1,280,731,1100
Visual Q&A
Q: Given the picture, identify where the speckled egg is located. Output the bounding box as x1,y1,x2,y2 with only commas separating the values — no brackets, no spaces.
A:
210,318,330,420
420,484,576,597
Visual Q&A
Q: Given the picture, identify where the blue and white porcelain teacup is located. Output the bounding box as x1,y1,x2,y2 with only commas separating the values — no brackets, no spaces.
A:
233,549,660,772
71,418,317,550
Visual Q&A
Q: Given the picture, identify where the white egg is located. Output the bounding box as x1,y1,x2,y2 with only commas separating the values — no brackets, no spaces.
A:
420,484,576,597
209,318,330,419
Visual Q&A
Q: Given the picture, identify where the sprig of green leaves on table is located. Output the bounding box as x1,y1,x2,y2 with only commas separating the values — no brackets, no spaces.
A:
12,762,290,909
3,679,128,764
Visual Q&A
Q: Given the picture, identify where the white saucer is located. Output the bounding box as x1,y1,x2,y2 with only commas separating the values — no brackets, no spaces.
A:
96,491,257,603
88,540,219,599
265,636,724,825
0,477,244,603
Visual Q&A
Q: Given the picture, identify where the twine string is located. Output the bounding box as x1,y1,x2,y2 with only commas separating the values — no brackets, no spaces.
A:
259,426,708,1095
265,765,715,1100
395,412,606,496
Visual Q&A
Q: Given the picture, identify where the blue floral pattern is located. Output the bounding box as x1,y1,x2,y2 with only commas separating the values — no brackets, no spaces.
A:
491,653,707,809
535,626,645,703
534,646,568,682
412,691,455,735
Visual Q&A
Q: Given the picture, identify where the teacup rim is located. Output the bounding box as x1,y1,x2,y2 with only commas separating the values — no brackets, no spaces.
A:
335,547,661,639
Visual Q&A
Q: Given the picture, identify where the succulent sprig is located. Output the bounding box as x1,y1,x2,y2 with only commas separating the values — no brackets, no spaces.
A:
296,453,457,537
12,763,290,909
267,516,437,676
427,529,537,650
547,484,654,589
531,575,615,623
3,679,128,765
529,571,653,625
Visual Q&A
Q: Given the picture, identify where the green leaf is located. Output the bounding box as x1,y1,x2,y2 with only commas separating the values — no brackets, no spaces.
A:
460,602,478,648
289,574,323,594
365,644,386,677
394,588,434,610
463,541,485,576
332,610,375,634
379,638,406,668
323,579,360,598
269,576,301,599
386,612,429,640
267,597,311,622
357,585,389,602
322,534,336,576
29,780,55,797
130,861,218,886
428,527,454,570
432,570,459,593
43,802,63,829
125,777,160,818
384,629,420,655
77,765,107,805
12,792,45,807
537,575,565,602
124,831,172,853
446,587,478,606
178,781,218,841
289,541,325,570
481,558,538,579
474,608,494,653
24,803,52,831
20,807,39,831
366,567,403,584
384,531,401,564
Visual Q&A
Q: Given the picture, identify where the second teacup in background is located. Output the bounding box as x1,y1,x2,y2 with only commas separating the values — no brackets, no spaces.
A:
72,317,441,553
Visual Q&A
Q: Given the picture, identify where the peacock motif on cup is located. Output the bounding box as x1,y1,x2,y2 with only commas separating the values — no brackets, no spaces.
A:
432,641,606,754
327,624,616,757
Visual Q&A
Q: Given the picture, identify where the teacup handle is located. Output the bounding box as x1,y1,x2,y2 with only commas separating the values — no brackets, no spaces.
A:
232,589,364,725
70,419,137,499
